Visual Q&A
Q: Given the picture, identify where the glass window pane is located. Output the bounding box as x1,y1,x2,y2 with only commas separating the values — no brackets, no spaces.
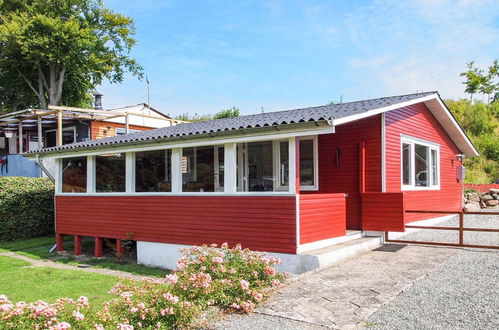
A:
300,139,315,186
96,153,126,192
247,141,274,191
431,149,438,186
182,146,220,192
279,141,289,187
135,150,171,192
217,147,224,191
62,157,87,193
402,143,411,185
414,144,429,187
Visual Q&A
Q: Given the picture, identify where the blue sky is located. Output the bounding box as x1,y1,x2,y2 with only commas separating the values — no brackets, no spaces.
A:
100,0,499,116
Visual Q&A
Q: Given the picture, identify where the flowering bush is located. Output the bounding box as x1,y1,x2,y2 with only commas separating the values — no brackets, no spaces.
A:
0,243,285,329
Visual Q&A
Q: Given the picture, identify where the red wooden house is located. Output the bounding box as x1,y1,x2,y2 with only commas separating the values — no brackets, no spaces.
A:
26,92,477,273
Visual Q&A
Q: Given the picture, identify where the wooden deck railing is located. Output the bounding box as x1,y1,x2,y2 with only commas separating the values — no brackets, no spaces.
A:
385,210,499,250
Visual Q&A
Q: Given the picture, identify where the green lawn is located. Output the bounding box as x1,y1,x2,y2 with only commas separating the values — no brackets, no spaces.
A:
0,255,116,304
0,236,170,277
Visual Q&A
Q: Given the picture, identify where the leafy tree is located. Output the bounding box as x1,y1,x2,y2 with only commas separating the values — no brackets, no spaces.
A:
0,0,142,110
446,99,499,183
460,60,499,103
213,106,240,119
174,106,241,122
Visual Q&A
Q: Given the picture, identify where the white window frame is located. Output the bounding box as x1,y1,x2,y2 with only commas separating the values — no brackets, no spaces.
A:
56,133,320,196
401,135,440,191
274,139,290,191
298,135,319,191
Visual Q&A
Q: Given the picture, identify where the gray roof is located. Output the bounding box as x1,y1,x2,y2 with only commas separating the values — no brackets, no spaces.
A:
28,92,436,155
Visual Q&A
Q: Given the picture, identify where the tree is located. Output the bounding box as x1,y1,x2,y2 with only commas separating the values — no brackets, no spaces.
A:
0,0,142,110
213,106,240,119
460,60,499,103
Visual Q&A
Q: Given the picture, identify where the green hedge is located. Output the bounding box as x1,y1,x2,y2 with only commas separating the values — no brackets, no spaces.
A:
0,177,55,241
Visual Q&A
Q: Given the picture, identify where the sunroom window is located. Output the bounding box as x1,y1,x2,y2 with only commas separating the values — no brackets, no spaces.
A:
96,153,126,192
135,150,171,192
182,146,224,192
401,137,439,189
299,137,317,190
61,157,87,193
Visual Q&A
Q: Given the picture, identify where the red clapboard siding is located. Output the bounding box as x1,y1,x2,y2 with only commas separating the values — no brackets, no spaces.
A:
303,115,382,229
361,192,405,231
385,103,463,222
299,193,346,244
56,195,297,254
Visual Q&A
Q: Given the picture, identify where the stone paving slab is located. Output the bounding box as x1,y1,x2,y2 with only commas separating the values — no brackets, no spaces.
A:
256,245,458,329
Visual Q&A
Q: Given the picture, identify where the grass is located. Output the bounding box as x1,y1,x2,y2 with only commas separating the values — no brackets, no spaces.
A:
0,255,116,304
0,236,170,277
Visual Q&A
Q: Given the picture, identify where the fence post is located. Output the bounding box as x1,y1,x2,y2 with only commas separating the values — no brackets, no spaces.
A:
459,212,464,246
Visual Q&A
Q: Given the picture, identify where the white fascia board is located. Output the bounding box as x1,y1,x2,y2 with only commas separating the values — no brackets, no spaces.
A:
334,93,478,157
34,124,335,159
333,94,438,125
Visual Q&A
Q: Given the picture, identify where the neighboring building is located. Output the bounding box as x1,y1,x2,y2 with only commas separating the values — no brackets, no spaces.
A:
0,99,179,178
26,92,478,273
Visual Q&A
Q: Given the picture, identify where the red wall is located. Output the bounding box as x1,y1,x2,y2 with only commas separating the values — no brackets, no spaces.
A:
385,103,463,222
299,193,346,244
361,192,405,232
56,195,297,254
304,116,382,229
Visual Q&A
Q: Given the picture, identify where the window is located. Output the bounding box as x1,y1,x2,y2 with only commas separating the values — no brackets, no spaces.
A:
135,150,171,192
116,128,140,136
299,137,318,190
182,146,223,192
62,157,87,193
96,153,126,192
45,127,76,148
237,141,276,192
277,141,289,188
401,137,439,189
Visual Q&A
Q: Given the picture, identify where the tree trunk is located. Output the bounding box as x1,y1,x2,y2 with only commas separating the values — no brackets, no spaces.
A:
48,63,65,106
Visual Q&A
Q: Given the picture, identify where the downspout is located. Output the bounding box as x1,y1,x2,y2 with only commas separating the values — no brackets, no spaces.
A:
35,154,55,182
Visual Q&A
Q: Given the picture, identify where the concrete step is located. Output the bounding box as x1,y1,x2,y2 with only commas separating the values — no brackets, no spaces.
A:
302,236,383,270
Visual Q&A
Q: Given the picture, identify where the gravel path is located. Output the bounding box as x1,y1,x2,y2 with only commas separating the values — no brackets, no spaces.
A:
369,211,499,329
368,248,499,330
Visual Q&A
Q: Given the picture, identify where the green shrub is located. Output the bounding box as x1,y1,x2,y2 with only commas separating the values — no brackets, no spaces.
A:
0,177,55,241
0,243,286,329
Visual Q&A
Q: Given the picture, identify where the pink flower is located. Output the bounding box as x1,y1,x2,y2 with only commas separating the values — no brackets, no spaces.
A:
165,274,178,285
51,322,72,330
212,256,224,264
272,279,281,287
160,307,174,315
241,301,255,313
0,303,13,313
163,293,179,304
264,266,277,276
120,292,133,299
137,302,146,310
182,302,192,308
0,295,11,304
94,324,105,330
72,310,84,321
117,324,134,330
253,292,263,301
229,268,236,274
240,280,250,290
229,303,240,310
76,296,89,307
221,242,229,249
130,307,138,313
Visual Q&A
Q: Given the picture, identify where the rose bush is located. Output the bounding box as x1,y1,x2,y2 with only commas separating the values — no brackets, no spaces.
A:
0,243,285,329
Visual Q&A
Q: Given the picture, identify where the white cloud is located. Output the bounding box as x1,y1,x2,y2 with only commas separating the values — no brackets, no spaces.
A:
345,0,499,99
